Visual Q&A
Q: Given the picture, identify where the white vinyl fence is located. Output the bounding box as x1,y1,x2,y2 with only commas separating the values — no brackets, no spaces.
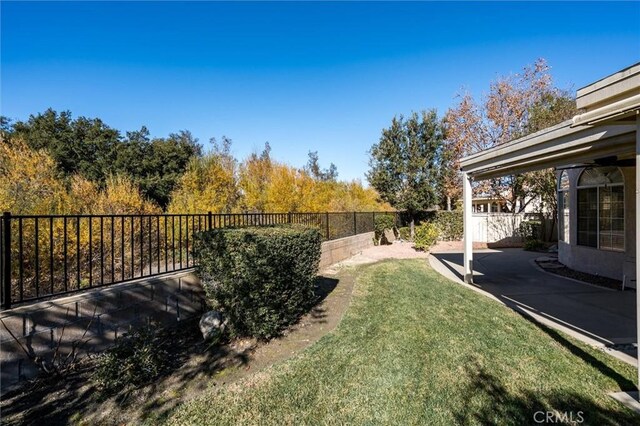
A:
472,212,554,244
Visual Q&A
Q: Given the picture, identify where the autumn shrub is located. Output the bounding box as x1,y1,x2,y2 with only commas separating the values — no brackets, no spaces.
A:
1,140,162,299
193,226,321,339
413,222,439,251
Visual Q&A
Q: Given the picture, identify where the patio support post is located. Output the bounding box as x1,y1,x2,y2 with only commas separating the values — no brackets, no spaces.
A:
636,112,640,400
463,172,473,284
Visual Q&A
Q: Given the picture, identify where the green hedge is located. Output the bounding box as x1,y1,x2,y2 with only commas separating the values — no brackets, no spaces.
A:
395,211,463,241
432,211,463,241
193,226,322,339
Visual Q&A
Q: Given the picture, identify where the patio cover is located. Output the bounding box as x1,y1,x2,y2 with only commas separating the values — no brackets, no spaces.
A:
458,62,640,396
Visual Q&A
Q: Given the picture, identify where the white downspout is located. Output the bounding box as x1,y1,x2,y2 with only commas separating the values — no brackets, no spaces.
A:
463,172,474,283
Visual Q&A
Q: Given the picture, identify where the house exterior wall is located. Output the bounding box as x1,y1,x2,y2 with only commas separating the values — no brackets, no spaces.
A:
558,166,636,286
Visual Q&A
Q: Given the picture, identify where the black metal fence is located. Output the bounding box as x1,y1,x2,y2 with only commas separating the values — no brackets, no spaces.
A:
1,211,398,308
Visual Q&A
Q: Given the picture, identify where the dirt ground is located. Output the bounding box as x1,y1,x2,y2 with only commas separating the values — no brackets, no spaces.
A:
1,241,432,425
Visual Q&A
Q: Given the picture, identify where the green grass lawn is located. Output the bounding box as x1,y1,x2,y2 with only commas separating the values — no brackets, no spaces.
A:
166,259,638,425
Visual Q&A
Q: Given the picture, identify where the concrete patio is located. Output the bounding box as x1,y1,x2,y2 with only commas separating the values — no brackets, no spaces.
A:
429,248,637,364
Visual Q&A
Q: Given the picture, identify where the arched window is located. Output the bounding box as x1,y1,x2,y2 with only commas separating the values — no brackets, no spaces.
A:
577,166,624,251
557,171,570,242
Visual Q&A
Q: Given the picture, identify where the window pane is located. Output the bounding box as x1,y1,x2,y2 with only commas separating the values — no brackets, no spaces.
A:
559,191,569,242
577,188,597,247
558,171,570,191
598,185,624,252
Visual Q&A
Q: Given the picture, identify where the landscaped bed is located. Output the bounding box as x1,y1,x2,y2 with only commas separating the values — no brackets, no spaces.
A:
2,258,638,425
167,259,638,425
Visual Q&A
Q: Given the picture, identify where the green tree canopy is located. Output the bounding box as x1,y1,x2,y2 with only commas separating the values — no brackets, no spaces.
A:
10,108,121,183
304,151,338,182
367,110,443,229
6,109,202,209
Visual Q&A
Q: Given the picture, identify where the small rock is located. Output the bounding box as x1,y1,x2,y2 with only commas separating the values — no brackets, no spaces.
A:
199,310,225,342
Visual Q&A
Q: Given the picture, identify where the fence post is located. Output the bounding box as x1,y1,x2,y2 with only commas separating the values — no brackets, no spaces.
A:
208,211,212,230
325,212,330,240
288,212,292,224
353,212,357,235
2,212,11,309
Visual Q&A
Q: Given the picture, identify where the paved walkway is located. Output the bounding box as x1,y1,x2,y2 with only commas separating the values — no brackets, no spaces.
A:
429,248,637,364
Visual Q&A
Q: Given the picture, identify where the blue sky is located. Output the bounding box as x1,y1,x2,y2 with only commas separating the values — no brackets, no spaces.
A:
2,1,639,182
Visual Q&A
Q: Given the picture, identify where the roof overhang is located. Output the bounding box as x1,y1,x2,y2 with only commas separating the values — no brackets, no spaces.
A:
460,62,640,181
460,120,636,180
573,62,640,126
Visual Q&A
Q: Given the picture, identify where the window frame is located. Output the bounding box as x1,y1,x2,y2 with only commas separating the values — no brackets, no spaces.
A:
576,167,624,252
557,171,570,242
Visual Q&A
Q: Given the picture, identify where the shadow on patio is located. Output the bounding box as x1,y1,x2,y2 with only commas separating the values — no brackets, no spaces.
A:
430,248,637,359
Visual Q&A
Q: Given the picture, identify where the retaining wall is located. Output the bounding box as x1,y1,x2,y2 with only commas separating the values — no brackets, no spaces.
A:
0,272,205,394
320,231,378,269
0,231,381,394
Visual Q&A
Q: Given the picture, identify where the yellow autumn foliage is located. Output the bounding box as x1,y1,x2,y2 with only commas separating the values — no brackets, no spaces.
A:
239,150,272,212
69,175,160,215
168,152,240,214
0,138,70,214
235,146,390,213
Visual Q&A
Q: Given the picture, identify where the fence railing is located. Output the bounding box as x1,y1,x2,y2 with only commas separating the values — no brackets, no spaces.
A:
1,211,399,308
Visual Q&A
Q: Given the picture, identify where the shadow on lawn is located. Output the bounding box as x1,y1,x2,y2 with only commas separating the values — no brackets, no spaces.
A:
308,276,339,322
454,357,638,425
1,317,253,426
1,277,340,426
520,314,636,392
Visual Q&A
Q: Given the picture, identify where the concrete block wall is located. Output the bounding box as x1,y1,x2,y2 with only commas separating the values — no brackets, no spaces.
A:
319,231,392,269
0,271,205,394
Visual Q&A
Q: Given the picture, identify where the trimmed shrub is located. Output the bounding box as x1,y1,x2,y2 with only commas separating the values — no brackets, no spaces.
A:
524,239,546,251
374,213,396,245
193,226,322,339
398,226,412,241
518,220,542,241
413,222,439,251
394,210,463,241
433,211,463,241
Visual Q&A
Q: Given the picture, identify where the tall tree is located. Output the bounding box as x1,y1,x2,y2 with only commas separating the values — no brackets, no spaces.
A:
440,94,486,210
524,90,577,237
304,151,338,182
367,110,443,234
239,142,273,212
115,128,202,208
167,136,239,214
10,108,121,183
443,59,574,213
8,109,202,208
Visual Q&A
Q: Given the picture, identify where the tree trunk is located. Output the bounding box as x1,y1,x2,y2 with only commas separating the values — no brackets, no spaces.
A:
410,218,415,239
446,196,451,211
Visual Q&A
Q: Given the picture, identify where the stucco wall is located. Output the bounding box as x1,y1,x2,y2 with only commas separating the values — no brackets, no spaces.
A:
558,166,636,286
